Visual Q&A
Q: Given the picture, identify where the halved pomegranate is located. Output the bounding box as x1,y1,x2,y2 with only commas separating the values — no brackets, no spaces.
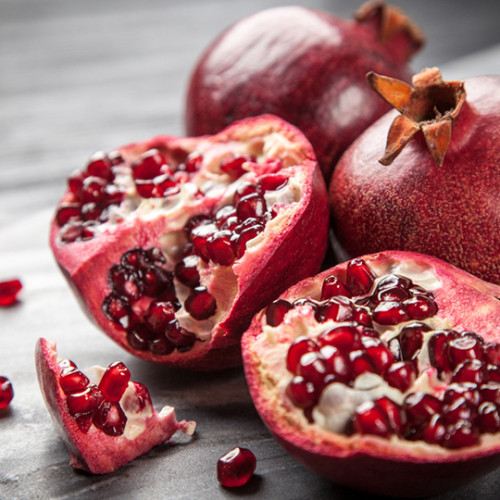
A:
329,68,500,284
242,251,500,497
185,2,424,181
35,338,195,474
50,116,328,369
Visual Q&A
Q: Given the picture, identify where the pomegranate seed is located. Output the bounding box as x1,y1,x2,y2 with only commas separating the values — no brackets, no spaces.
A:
403,392,442,426
214,205,237,228
346,258,375,295
376,273,412,291
121,248,149,270
321,275,351,300
233,182,258,206
191,223,218,262
86,152,114,181
451,359,486,384
265,299,293,327
220,154,253,178
126,325,153,351
131,382,152,411
487,365,500,382
175,255,200,288
207,230,235,265
398,322,429,360
132,149,169,180
444,421,479,449
102,294,132,327
477,402,500,433
375,286,410,303
108,265,143,301
236,193,267,221
165,322,197,349
480,382,500,404
59,368,90,395
363,338,395,374
404,295,438,320
287,375,318,408
81,202,102,221
0,376,14,410
422,414,447,445
0,279,22,307
149,333,175,355
316,296,354,323
320,345,350,383
297,351,328,388
444,397,477,424
448,333,485,369
59,220,84,243
318,324,361,353
353,307,372,327
142,266,173,297
428,330,459,374
59,359,77,370
372,301,409,325
184,286,217,320
258,173,288,192
92,401,127,436
144,301,176,333
444,382,481,406
81,176,108,204
484,343,500,364
233,223,264,258
108,151,124,166
217,446,256,488
349,350,377,377
354,400,391,438
98,361,131,402
67,385,103,416
384,361,416,392
182,152,203,172
68,170,85,196
56,203,81,227
375,396,404,435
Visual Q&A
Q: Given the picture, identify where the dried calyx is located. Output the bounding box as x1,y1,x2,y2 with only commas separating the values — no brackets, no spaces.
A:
367,67,466,166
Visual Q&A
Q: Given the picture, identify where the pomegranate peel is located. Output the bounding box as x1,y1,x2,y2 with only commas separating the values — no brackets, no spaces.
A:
242,251,500,497
185,2,424,182
50,115,328,370
35,338,195,474
330,69,500,284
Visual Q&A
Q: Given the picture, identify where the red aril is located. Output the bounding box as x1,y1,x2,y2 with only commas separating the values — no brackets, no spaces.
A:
0,376,14,410
217,447,256,487
0,279,22,307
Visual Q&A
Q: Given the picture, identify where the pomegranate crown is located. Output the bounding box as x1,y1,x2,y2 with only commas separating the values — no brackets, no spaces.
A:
367,67,466,167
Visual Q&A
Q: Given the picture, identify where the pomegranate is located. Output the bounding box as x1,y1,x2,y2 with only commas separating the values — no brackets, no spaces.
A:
185,2,424,181
35,338,196,474
241,251,500,497
0,278,22,306
50,115,328,370
329,67,500,284
217,446,257,488
0,376,14,410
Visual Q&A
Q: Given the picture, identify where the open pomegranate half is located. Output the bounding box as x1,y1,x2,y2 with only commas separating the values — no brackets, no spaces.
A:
50,115,328,370
242,251,500,497
35,338,195,474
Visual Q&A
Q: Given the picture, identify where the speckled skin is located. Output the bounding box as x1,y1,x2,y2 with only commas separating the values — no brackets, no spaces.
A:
185,5,422,183
329,75,500,285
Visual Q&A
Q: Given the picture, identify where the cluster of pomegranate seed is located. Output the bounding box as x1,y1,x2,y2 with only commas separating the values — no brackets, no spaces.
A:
0,376,14,410
102,247,217,355
269,258,500,449
56,152,126,243
59,358,143,436
0,278,22,307
181,172,288,266
217,446,257,488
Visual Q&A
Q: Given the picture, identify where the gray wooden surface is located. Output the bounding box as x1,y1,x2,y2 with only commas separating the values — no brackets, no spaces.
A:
1,1,499,498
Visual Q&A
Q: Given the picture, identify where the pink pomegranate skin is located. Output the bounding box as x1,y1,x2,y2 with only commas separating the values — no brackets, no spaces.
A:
50,116,328,370
329,75,500,285
185,4,423,182
242,251,500,497
35,338,195,474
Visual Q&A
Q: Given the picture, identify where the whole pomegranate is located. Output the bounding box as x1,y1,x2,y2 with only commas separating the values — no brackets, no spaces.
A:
242,251,500,497
35,338,196,474
50,115,328,370
329,67,500,284
185,2,424,182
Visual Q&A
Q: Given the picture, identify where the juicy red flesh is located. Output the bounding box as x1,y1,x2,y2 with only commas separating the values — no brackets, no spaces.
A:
58,358,138,436
0,279,22,307
279,259,500,449
0,376,14,410
217,447,257,488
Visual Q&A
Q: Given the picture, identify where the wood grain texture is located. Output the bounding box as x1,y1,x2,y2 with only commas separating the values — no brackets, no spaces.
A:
1,1,499,498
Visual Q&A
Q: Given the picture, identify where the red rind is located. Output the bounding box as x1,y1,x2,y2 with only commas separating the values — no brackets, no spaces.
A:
329,75,500,284
241,251,500,497
50,115,328,370
35,338,195,474
185,6,423,182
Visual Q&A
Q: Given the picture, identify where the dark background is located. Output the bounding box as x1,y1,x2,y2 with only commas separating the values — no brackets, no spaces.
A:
1,1,499,498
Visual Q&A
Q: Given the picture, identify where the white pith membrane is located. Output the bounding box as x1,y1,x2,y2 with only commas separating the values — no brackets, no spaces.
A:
255,259,500,453
56,128,308,355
